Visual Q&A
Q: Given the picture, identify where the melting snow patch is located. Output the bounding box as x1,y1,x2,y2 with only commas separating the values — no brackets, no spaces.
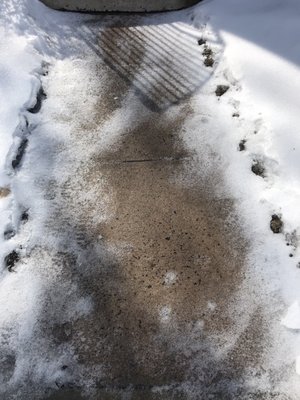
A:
159,306,172,324
195,320,205,331
207,301,216,312
164,271,177,286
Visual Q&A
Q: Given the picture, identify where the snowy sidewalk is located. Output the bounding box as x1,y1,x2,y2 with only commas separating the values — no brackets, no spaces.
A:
42,20,251,399
10,13,277,400
1,1,300,399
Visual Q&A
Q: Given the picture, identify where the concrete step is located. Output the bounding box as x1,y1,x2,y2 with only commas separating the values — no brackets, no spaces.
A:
39,0,201,12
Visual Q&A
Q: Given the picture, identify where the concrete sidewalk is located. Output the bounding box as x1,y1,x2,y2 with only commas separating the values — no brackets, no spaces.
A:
36,13,268,400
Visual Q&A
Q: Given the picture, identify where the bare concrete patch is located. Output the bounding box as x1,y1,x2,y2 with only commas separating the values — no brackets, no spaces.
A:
0,187,10,198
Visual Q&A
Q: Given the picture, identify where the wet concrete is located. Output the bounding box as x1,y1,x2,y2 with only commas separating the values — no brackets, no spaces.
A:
40,17,271,400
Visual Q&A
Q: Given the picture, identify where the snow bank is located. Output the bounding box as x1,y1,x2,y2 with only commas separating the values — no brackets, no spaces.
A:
0,1,97,397
0,26,41,254
187,0,300,393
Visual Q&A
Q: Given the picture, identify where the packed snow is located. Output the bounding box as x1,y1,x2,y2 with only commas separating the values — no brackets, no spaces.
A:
0,0,300,398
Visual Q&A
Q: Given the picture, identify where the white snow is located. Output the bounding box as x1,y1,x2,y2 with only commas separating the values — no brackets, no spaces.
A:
164,271,177,286
0,1,97,397
296,356,300,376
187,0,300,391
0,27,41,261
159,305,172,324
282,302,300,331
0,17,45,394
207,301,216,312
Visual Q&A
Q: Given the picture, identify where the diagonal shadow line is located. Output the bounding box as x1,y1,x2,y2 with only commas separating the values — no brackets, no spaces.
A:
112,26,204,91
99,29,184,104
75,12,223,112
134,24,204,73
142,23,202,59
169,22,221,46
108,27,194,96
157,23,208,56
77,29,163,111
79,26,210,111
85,27,191,107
